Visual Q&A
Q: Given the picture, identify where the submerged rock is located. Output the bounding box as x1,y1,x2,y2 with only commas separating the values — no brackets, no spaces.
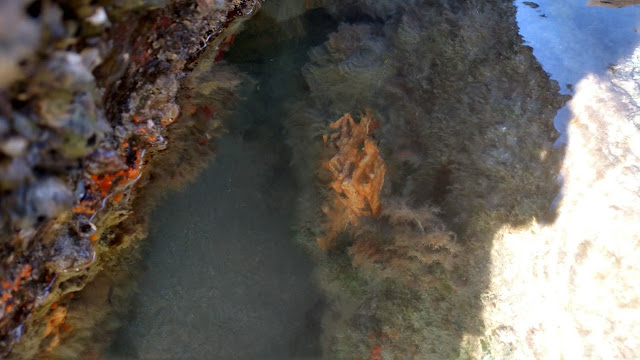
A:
286,0,567,358
47,232,95,273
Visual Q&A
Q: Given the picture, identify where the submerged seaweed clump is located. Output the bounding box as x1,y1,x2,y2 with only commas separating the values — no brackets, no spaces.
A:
319,111,386,250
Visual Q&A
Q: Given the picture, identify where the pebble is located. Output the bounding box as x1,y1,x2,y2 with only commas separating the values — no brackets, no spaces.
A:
0,137,28,157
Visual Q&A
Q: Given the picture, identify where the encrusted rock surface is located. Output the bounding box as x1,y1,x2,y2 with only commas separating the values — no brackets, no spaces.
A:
0,0,259,356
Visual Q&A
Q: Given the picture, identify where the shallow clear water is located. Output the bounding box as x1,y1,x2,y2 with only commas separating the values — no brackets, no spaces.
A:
105,10,336,359
107,138,321,359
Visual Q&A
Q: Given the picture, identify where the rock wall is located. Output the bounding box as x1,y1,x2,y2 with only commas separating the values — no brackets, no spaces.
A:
285,0,566,358
0,0,258,357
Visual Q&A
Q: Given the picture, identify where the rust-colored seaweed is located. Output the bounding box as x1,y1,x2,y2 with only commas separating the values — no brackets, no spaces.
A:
43,301,72,352
349,199,461,290
318,111,386,250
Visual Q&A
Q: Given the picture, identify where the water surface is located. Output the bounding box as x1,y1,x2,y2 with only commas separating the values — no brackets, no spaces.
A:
515,0,640,146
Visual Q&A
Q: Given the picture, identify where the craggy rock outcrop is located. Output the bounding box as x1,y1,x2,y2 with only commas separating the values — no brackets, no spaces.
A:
0,0,258,357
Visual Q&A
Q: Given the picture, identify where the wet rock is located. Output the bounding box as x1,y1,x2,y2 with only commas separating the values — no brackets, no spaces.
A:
31,52,96,95
0,1,40,89
86,147,128,175
0,157,33,190
9,178,74,229
47,232,94,273
0,137,29,158
0,117,9,137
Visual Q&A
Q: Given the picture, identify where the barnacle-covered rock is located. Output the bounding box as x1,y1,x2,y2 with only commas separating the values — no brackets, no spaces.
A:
8,178,74,230
0,0,261,357
85,148,128,175
0,137,29,158
31,53,96,95
0,117,10,137
11,113,39,141
47,232,94,273
0,158,33,191
0,1,39,89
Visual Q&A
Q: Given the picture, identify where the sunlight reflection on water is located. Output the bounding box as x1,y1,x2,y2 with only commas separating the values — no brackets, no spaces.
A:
516,0,640,148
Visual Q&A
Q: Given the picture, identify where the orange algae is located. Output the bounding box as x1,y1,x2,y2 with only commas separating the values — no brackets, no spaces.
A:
1,264,33,315
88,150,142,198
369,344,383,360
318,111,386,250
72,200,96,215
161,117,176,126
43,303,72,351
359,332,397,360
90,174,115,197
132,114,144,124
12,265,32,292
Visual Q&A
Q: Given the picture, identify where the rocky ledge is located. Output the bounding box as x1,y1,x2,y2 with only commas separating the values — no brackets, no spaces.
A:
0,0,258,357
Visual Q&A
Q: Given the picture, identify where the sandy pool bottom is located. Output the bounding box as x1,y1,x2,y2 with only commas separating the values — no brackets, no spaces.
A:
106,134,323,359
